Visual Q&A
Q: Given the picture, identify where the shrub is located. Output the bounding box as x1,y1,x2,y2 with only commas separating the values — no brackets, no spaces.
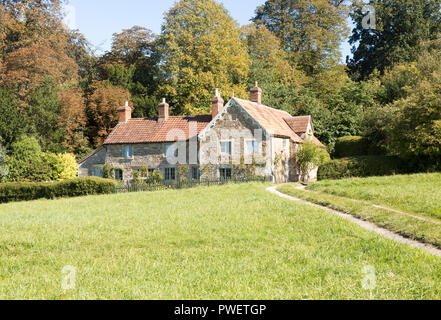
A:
318,156,407,180
0,177,117,203
57,153,78,180
333,136,368,158
296,142,330,183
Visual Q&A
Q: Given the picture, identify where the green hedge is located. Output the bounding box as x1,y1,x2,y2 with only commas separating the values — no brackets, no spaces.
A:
318,156,407,180
0,177,117,203
333,136,368,158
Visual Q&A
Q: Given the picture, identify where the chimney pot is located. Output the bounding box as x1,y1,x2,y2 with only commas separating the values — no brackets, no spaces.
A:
250,81,262,104
212,88,224,119
118,101,132,123
158,98,169,122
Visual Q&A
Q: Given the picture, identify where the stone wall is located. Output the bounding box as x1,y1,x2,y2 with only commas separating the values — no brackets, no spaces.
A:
199,101,271,180
78,146,106,178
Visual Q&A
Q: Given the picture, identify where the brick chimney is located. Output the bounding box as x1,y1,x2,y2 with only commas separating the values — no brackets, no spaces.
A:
158,98,169,122
250,81,262,104
212,88,224,119
118,101,132,123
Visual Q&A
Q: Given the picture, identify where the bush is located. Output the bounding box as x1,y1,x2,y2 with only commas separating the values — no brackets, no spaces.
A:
296,141,330,183
333,136,368,158
318,156,407,180
57,153,78,180
0,177,117,203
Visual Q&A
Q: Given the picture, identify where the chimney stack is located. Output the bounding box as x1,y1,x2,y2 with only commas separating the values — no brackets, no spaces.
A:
212,88,224,119
158,98,169,122
118,101,132,123
250,81,262,104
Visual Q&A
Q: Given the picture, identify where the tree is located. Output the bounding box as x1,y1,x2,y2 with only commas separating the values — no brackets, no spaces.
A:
0,0,78,100
86,81,131,147
0,86,23,146
253,0,349,76
25,77,62,151
57,86,89,154
158,0,250,115
5,134,63,182
348,0,441,80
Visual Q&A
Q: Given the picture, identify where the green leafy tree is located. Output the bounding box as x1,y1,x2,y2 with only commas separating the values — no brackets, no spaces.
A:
348,0,441,80
0,143,8,182
0,86,23,147
158,0,250,115
253,0,349,76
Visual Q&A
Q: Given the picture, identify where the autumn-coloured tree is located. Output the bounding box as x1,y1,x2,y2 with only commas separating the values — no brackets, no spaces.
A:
86,81,131,147
0,0,78,99
57,87,88,153
158,0,250,115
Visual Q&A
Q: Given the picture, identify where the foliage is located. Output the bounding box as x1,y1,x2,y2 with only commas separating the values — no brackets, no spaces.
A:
101,163,115,179
231,156,259,179
56,153,78,180
177,165,190,182
0,86,23,147
317,156,407,180
158,0,250,115
147,169,163,184
86,81,131,147
348,0,441,80
5,135,62,182
253,0,349,75
334,136,368,158
0,177,117,203
296,142,330,182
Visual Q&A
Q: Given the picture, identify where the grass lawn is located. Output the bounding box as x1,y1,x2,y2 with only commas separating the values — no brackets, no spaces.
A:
1,182,441,299
308,173,441,220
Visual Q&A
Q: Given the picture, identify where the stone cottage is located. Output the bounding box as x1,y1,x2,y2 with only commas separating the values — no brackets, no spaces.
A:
78,83,325,183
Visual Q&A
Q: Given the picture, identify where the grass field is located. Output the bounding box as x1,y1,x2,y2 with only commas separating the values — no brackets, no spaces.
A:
1,182,441,299
308,173,441,220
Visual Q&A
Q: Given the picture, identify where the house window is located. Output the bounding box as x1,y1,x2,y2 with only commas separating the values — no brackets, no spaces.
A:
246,140,259,154
124,145,133,159
220,141,232,155
94,166,103,178
220,168,232,180
164,167,176,181
191,167,200,180
114,169,123,181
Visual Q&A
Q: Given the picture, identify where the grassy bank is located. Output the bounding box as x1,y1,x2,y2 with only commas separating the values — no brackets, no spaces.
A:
310,173,441,220
1,182,441,299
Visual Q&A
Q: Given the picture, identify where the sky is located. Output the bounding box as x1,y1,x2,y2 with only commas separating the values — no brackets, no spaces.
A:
65,0,352,61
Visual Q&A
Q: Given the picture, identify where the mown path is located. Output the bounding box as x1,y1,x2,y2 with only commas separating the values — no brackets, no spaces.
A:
267,186,441,258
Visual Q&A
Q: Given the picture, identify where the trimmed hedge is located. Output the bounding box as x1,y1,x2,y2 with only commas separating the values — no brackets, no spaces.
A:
0,177,118,203
333,136,368,158
318,156,407,180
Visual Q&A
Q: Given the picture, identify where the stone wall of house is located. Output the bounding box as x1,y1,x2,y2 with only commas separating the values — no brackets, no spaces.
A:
199,101,271,180
271,137,291,183
78,146,106,178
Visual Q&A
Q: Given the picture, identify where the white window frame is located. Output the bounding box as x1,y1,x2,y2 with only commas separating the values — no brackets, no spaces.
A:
245,139,259,155
220,140,232,155
164,167,176,181
124,145,133,159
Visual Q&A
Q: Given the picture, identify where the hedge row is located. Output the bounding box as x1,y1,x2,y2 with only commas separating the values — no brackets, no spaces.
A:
318,156,407,180
0,177,118,203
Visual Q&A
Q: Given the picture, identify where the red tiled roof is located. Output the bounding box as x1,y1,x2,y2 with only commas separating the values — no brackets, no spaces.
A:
104,115,212,144
234,98,304,143
284,116,311,134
